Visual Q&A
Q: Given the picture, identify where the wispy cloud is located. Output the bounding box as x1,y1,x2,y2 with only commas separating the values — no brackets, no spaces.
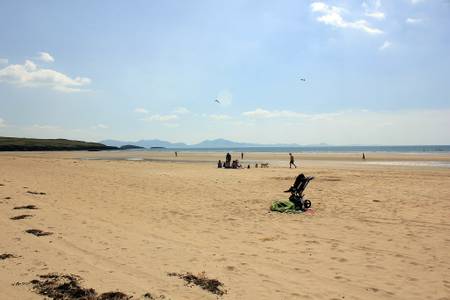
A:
311,2,383,35
363,0,385,19
0,117,6,128
379,40,392,50
0,59,91,93
134,108,149,114
406,17,422,24
242,108,344,120
142,114,178,122
30,124,60,130
173,107,190,114
93,124,108,129
243,108,305,118
0,58,8,65
37,52,55,63
209,114,232,121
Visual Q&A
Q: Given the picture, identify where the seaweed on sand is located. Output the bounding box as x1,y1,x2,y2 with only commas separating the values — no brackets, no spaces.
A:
14,205,38,210
10,214,33,220
28,273,131,300
168,271,226,296
0,253,16,260
25,229,53,237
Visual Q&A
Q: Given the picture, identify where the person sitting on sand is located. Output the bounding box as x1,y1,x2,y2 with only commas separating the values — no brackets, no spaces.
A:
218,160,223,168
232,160,242,169
289,153,297,169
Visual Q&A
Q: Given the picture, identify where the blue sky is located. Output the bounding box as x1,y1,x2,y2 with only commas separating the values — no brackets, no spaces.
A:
1,0,449,145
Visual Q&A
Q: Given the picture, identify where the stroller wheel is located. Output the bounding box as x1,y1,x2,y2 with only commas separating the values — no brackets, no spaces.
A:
303,200,311,209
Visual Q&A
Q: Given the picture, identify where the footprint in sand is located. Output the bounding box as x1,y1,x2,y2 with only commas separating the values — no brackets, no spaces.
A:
331,257,348,263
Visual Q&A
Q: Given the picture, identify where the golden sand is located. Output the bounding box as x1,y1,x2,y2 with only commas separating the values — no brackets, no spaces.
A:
1,151,449,299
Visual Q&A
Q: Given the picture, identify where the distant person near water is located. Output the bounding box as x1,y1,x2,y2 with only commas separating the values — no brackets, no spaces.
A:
241,152,244,159
175,151,178,157
289,153,297,168
362,153,366,160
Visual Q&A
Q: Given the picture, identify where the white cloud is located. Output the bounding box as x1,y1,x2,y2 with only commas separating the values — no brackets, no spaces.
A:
379,40,392,50
242,108,344,121
173,107,190,114
311,2,383,35
93,124,108,129
0,118,6,128
142,114,178,122
216,90,233,106
37,52,55,63
0,58,8,65
363,0,385,19
0,60,91,93
406,18,422,24
365,11,385,19
209,114,232,121
410,0,425,4
30,124,60,130
134,108,149,114
243,108,306,118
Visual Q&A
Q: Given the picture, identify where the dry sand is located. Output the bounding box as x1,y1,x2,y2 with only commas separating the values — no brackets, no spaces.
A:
1,151,450,300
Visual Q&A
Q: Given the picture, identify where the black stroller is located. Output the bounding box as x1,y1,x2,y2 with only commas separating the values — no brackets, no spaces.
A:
284,173,314,211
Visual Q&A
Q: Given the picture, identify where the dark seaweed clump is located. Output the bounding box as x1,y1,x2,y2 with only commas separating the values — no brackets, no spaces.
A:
0,253,16,260
27,191,46,195
168,271,226,296
29,273,131,300
14,205,38,210
25,229,53,237
10,214,33,220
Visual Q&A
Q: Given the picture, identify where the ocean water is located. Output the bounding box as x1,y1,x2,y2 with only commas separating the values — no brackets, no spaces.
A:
157,145,450,153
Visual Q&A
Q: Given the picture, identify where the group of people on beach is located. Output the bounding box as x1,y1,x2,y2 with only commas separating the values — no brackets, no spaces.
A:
218,152,243,169
217,152,299,169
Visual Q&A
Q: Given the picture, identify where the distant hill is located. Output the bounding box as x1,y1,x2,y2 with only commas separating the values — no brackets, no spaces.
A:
101,139,188,148
0,137,117,151
101,138,301,149
119,144,145,150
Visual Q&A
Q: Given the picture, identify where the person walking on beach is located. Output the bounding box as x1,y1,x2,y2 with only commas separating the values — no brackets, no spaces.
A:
241,152,244,159
289,153,297,168
362,152,366,160
175,151,178,157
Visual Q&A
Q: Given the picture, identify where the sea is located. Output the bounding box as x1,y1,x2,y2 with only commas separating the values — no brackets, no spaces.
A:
157,145,450,153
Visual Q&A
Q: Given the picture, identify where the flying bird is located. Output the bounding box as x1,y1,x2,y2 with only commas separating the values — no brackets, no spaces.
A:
214,99,221,104
300,78,306,82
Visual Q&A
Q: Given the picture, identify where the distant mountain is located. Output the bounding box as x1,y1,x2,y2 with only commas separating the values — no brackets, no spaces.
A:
101,138,301,149
101,139,188,148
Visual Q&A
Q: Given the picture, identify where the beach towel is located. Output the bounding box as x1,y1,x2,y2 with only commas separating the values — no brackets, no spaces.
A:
270,200,301,213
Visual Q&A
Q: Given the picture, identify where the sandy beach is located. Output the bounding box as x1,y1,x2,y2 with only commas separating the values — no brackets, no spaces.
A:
1,151,450,300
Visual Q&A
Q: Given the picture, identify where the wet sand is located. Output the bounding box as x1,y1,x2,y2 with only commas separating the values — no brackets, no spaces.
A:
1,151,450,299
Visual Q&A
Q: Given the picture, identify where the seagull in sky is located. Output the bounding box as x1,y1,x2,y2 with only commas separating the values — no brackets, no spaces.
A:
300,78,306,82
214,99,221,104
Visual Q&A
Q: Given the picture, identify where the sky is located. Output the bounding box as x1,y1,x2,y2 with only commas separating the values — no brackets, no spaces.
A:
1,0,450,145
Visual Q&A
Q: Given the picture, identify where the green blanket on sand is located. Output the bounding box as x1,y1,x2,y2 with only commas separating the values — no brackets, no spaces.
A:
270,200,302,213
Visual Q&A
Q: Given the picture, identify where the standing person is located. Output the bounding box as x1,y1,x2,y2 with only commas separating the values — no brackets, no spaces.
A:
241,152,244,159
225,152,231,168
175,151,178,157
289,153,297,168
362,152,366,160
